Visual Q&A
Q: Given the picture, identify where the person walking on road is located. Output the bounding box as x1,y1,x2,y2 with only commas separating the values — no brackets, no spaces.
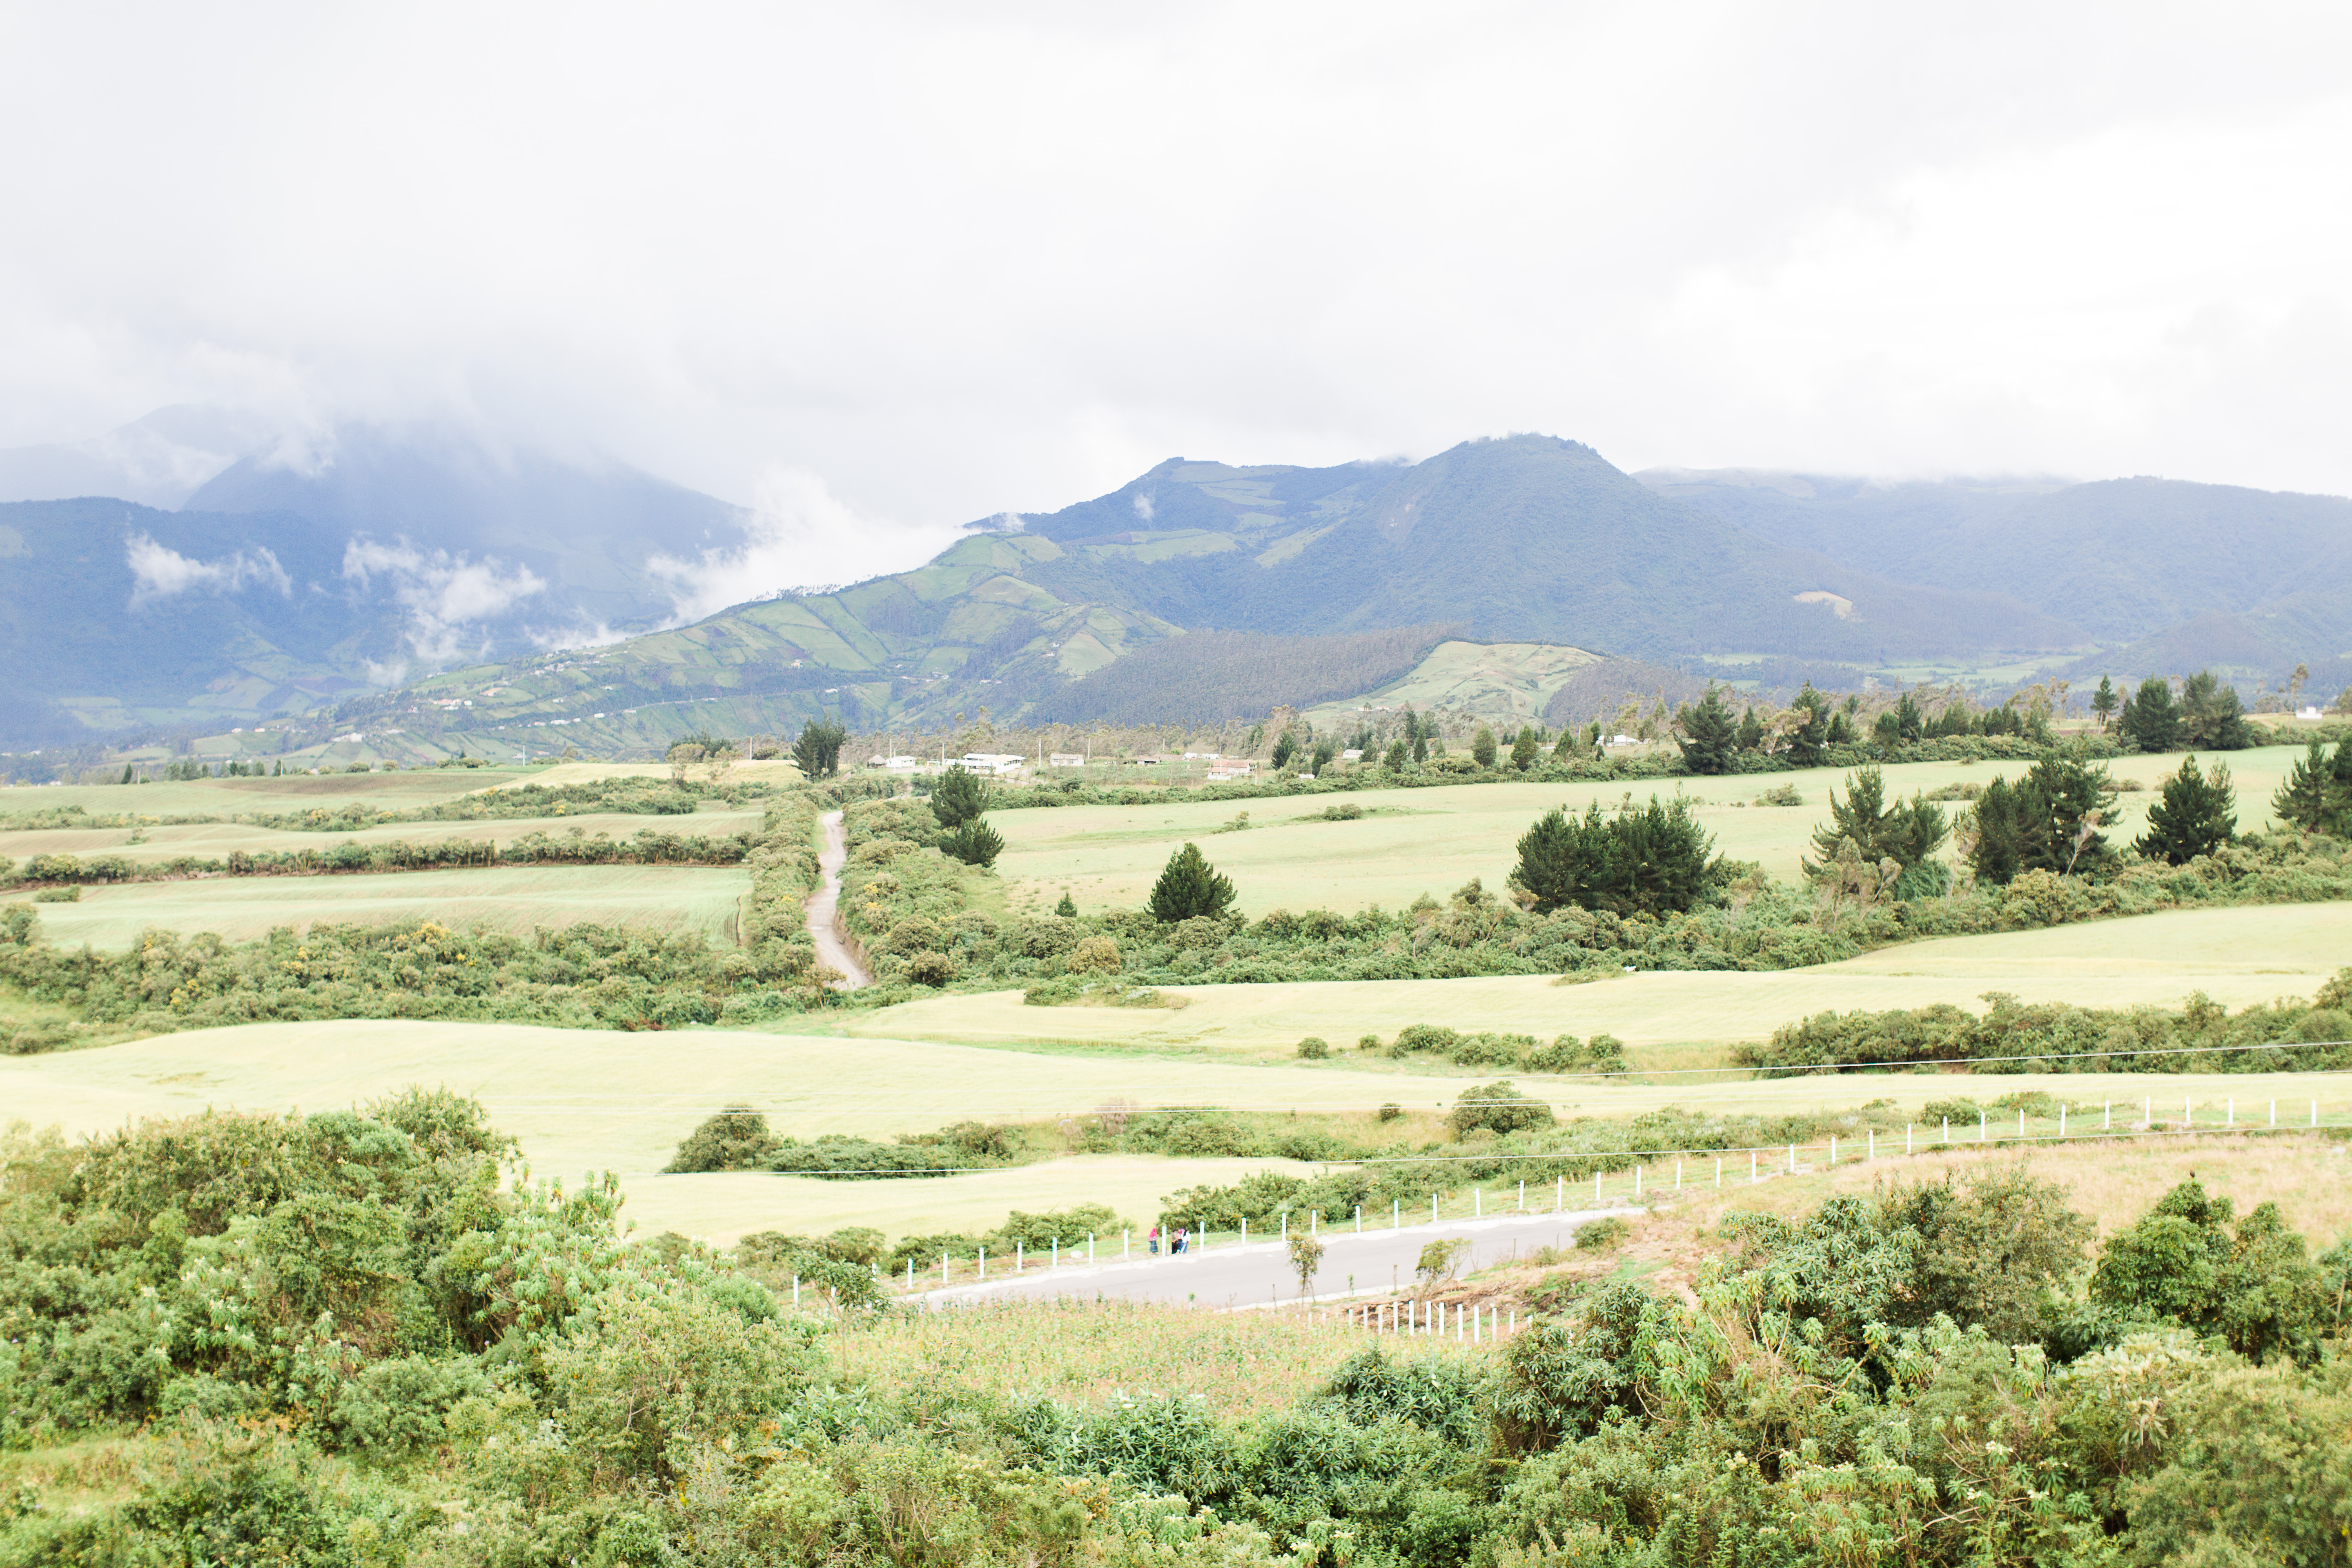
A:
1147,1225,1160,1256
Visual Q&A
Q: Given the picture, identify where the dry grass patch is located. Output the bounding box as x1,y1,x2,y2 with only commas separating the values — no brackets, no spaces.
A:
833,1300,1468,1418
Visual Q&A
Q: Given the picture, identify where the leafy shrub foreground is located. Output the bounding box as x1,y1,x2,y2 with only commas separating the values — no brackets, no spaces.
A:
5,1098,2351,1565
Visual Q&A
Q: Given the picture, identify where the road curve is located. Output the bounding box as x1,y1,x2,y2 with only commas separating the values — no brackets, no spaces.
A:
805,810,871,989
908,1209,1643,1310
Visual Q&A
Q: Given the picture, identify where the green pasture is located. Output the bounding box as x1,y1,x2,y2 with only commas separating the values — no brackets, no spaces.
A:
994,745,2314,916
0,806,766,867
1300,639,1600,728
8,1015,2348,1248
853,902,2349,1060
0,863,750,949
0,766,544,823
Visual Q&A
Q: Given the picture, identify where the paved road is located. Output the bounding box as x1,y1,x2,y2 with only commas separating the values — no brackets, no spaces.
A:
911,1209,1643,1309
805,810,871,988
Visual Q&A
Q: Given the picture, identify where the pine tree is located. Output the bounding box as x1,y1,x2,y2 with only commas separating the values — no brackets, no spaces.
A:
1786,684,1831,766
930,765,991,829
1149,842,1236,922
940,818,1005,867
1271,732,1297,769
2273,740,2352,837
1803,765,1948,882
2136,755,2236,864
1055,889,1078,917
1471,725,1498,768
2092,674,2119,730
2178,670,2252,751
1964,756,2119,884
1512,797,1718,918
1674,686,1738,775
1383,739,1410,770
2118,676,2180,752
1510,726,1539,771
1736,706,1766,752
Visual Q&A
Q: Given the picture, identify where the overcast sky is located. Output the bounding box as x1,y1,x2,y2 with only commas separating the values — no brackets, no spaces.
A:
4,2,2350,583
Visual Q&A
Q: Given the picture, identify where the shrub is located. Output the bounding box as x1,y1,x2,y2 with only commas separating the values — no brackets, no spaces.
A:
904,950,956,987
1295,1036,1329,1059
1447,1080,1556,1137
666,1107,782,1173
940,819,1005,867
31,884,80,903
1065,935,1121,975
1574,1217,1630,1251
1376,1103,1403,1122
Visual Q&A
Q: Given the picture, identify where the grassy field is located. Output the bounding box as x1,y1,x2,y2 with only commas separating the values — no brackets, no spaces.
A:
0,766,546,821
10,1014,2349,1247
0,863,750,949
0,805,766,866
851,902,2352,1060
994,744,2316,916
832,1301,1462,1417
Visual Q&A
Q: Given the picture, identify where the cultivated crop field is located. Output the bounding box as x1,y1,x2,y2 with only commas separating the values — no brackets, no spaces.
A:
0,862,750,948
991,744,2313,915
0,765,546,820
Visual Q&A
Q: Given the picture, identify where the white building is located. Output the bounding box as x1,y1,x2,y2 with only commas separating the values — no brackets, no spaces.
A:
1048,752,1085,767
1207,760,1254,780
2299,705,2325,720
1340,748,1364,761
866,754,920,771
961,753,1025,776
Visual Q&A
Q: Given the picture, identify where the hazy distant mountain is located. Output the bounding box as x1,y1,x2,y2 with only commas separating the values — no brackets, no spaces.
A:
0,405,273,509
1641,468,2352,683
0,421,753,746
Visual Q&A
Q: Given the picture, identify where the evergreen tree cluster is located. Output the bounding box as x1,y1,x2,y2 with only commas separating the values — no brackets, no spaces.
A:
1511,795,1723,918
1965,756,2120,884
930,763,1004,866
1802,764,1950,897
2136,754,2238,865
2114,670,2253,751
2274,739,2352,837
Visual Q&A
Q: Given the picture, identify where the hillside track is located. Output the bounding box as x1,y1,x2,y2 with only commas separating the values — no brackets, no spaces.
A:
808,809,872,988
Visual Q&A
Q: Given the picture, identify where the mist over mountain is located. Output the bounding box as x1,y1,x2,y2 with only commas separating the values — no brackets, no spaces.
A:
7,421,2350,757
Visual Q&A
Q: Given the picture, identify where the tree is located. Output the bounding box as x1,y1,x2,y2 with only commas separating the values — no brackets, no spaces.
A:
1735,706,1765,752
2178,669,2253,751
1383,739,1410,770
791,714,848,777
1271,731,1297,769
1149,842,1236,922
2136,754,2236,864
1512,797,1720,918
1471,724,1498,768
1288,1232,1325,1299
1673,686,1738,775
1311,738,1337,773
930,764,992,829
2091,674,2119,730
940,819,1004,867
2273,739,2352,837
1802,765,1949,889
1055,889,1078,917
2117,675,2180,752
1965,755,2120,884
1510,726,1539,771
1894,690,1924,742
2091,1179,2328,1365
1785,683,1831,766
1447,1080,1557,1136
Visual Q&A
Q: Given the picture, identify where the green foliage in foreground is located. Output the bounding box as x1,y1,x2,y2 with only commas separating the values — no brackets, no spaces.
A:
1740,967,2352,1076
7,1097,2351,1565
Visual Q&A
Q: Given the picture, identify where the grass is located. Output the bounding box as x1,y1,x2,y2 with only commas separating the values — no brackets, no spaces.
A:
0,863,750,949
832,1298,1469,1417
993,744,2317,917
853,902,2351,1060
11,1014,2352,1250
0,766,543,822
0,806,767,866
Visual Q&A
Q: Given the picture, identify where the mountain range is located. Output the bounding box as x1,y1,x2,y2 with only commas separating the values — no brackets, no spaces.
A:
3,418,2348,756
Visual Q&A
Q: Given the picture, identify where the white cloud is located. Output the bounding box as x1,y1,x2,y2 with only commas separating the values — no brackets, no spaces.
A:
1131,494,1153,522
125,532,290,606
341,539,546,664
6,2,2352,558
646,466,963,624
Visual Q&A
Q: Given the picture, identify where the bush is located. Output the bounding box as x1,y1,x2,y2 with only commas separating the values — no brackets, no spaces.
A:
904,949,956,987
1447,1080,1556,1137
939,819,1004,867
1295,1036,1329,1059
30,884,79,903
1574,1217,1630,1251
1065,935,1121,974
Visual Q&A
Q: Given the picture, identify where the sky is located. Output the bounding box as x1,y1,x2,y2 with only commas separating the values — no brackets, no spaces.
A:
3,1,2350,590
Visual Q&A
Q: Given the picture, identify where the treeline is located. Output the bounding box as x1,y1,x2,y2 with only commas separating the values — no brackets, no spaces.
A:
1740,971,2352,1075
1,826,756,888
5,1095,2347,1562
